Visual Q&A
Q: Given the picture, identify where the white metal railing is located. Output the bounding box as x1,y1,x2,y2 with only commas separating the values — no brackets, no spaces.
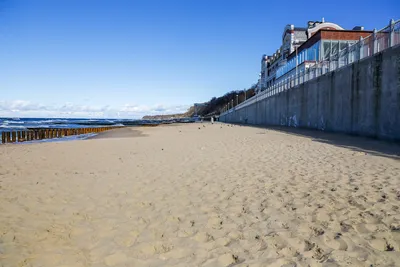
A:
220,19,399,115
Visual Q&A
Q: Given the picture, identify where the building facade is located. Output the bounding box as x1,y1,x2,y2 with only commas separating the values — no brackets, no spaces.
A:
256,19,369,94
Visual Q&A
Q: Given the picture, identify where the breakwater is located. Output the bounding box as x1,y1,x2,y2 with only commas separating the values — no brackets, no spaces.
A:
220,44,400,141
1,126,123,144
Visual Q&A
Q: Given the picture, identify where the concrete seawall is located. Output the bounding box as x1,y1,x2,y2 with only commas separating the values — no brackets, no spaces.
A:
220,45,400,141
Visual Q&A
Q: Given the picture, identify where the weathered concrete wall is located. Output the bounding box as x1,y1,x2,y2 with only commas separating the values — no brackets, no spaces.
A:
220,45,400,141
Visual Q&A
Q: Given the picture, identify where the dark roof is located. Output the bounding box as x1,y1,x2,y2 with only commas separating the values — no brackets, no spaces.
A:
294,31,307,41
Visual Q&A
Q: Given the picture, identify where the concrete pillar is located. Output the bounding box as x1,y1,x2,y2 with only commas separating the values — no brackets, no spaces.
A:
389,19,395,47
347,43,351,64
373,28,378,54
359,36,364,60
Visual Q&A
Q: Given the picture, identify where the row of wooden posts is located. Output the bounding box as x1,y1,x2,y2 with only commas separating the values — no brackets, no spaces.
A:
1,126,123,144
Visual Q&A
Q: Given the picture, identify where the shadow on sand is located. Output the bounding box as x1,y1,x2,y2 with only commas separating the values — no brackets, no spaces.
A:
265,126,400,160
228,123,400,160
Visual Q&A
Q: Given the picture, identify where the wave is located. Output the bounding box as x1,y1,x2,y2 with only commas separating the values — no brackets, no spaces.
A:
0,125,27,129
2,120,25,124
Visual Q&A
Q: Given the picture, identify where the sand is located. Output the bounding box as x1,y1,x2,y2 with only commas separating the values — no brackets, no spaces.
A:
0,123,399,267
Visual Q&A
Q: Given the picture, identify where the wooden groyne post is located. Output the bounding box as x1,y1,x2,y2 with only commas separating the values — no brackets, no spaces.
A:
1,126,123,144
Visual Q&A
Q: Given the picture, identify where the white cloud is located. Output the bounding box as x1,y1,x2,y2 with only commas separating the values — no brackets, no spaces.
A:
0,100,190,119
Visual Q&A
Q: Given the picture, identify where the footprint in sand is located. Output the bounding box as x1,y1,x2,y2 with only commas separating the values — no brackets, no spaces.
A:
323,233,348,250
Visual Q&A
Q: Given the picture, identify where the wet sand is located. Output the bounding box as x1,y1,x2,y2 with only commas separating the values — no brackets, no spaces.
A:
88,127,145,139
0,123,399,266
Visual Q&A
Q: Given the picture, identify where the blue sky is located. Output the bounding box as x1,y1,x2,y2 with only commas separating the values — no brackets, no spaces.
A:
0,0,398,118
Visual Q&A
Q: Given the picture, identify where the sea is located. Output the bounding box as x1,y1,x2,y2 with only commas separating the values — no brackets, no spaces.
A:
0,117,196,133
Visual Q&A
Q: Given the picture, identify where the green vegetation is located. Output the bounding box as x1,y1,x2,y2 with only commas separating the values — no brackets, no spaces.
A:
142,87,256,120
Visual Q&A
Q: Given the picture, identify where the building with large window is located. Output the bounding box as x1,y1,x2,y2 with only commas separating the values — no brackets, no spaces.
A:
275,28,372,81
256,19,371,94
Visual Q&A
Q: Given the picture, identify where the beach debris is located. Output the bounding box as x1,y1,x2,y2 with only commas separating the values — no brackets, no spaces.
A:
385,242,395,251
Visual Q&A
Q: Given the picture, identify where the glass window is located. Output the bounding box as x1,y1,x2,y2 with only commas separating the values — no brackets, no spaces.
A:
331,41,339,55
323,41,331,60
340,41,347,51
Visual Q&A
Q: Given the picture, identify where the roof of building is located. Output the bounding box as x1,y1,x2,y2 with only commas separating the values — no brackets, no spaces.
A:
294,27,307,31
294,31,307,41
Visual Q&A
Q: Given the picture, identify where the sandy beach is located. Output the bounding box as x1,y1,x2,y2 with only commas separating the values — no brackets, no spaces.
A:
0,123,399,267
